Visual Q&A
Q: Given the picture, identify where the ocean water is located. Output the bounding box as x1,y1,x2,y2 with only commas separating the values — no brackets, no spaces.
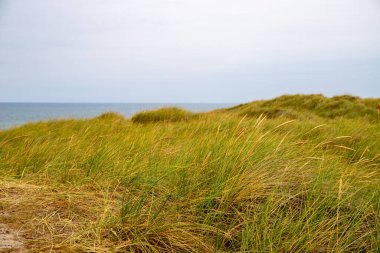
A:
0,103,234,129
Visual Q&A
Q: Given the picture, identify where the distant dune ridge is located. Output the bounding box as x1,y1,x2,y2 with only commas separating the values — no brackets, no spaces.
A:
224,94,380,121
0,94,379,252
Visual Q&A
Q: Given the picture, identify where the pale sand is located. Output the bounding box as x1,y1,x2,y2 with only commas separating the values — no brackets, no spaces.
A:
0,215,23,252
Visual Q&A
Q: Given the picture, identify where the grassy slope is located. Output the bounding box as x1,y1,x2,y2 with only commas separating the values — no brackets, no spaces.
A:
0,95,379,252
225,94,380,121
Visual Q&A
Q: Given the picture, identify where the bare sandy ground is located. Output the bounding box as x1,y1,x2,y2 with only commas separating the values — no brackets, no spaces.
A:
0,219,24,252
0,183,25,253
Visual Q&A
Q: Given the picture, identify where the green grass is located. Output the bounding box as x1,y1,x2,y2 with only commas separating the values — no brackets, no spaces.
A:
0,94,379,252
226,94,380,122
131,107,194,123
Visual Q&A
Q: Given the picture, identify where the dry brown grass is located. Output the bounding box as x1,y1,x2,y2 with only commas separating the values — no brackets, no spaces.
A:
0,180,123,252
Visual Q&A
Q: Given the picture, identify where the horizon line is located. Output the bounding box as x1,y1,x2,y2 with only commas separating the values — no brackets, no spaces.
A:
0,101,240,104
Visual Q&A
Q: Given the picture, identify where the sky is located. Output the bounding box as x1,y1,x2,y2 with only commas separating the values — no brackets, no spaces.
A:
0,0,379,103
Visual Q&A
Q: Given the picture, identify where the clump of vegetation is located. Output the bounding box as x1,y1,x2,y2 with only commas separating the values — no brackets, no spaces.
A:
131,107,194,123
240,107,304,119
96,112,126,120
0,94,379,252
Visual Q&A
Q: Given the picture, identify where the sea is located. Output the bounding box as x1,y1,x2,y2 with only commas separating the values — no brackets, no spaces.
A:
0,103,234,130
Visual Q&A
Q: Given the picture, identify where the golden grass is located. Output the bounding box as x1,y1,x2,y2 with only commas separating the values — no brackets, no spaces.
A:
0,95,379,252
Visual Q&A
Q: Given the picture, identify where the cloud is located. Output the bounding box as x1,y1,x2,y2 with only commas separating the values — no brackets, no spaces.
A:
0,0,379,102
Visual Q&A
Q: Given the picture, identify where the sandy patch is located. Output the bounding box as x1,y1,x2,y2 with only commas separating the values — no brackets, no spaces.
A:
0,220,24,252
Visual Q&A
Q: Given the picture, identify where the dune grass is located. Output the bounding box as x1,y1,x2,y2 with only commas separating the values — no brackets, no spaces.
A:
0,95,379,252
226,94,380,122
131,107,194,123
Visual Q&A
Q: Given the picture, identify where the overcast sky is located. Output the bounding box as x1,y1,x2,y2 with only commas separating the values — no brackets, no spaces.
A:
0,0,379,102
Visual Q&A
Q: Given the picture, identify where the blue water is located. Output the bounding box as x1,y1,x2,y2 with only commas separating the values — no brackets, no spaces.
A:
0,103,234,129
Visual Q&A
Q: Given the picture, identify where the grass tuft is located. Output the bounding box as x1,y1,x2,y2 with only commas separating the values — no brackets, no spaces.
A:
131,107,194,123
96,112,126,120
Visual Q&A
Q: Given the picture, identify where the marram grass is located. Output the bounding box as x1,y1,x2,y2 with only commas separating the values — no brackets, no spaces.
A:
0,94,379,252
131,107,194,123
